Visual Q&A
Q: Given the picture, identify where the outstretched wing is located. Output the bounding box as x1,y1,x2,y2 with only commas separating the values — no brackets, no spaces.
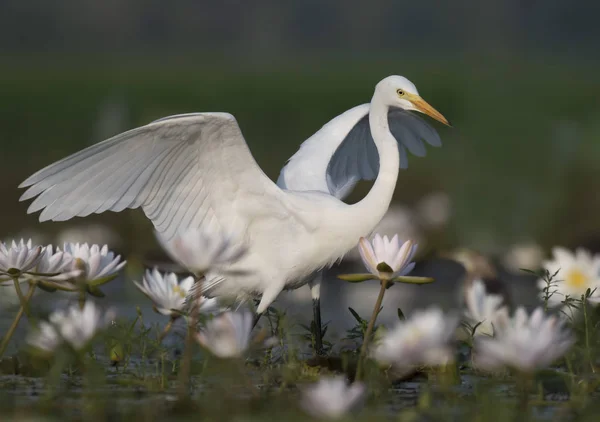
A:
20,113,295,240
277,104,442,199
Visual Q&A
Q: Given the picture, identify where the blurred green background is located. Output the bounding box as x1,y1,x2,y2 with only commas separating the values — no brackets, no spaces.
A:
1,0,599,256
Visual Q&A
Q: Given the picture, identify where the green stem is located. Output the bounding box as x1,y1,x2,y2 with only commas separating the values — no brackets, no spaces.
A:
177,275,204,400
0,283,37,357
177,316,195,399
582,300,595,373
11,275,31,317
238,357,259,397
564,355,576,395
78,289,86,310
515,371,532,421
355,278,388,381
158,317,176,343
43,346,70,405
160,352,166,390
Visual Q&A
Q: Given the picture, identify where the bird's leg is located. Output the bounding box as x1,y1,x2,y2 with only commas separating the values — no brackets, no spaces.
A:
249,298,263,329
252,312,262,329
309,272,325,355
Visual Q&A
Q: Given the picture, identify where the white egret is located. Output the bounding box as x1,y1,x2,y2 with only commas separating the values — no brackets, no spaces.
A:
276,77,447,350
19,75,449,352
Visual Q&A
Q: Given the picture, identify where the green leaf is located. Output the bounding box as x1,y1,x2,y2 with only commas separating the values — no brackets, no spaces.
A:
168,308,186,318
471,321,483,338
38,280,77,292
86,285,106,298
397,308,405,320
348,307,365,324
337,273,375,282
519,268,541,276
110,342,124,363
88,274,118,288
36,282,57,293
24,271,62,278
391,276,435,284
376,262,394,273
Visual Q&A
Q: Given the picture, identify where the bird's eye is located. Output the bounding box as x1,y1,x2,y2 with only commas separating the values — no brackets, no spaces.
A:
396,89,405,96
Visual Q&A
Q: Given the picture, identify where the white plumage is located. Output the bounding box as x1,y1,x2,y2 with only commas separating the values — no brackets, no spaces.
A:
20,76,449,315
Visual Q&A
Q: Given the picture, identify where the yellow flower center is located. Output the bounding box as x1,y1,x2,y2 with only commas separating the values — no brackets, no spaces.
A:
566,268,588,289
173,285,185,298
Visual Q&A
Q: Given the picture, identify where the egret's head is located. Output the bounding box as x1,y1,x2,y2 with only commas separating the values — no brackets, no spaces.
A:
376,75,451,126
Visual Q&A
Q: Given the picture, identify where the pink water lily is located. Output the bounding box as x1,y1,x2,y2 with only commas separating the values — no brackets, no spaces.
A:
358,234,417,279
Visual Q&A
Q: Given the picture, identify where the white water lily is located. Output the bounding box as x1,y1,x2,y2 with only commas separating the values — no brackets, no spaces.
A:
474,307,574,372
1,244,79,287
415,191,451,229
0,239,43,276
503,242,544,273
27,320,63,353
300,376,366,420
195,310,253,358
26,245,81,282
371,307,458,374
358,234,417,279
62,243,126,284
538,247,600,307
157,228,246,275
27,301,115,353
134,269,218,317
464,280,508,337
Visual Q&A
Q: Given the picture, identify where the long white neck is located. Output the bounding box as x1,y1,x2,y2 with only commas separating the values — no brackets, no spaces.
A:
348,94,400,235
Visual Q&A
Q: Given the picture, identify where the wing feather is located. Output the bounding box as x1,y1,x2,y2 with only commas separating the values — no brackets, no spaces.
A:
153,158,199,231
135,143,187,210
402,112,442,147
55,146,151,219
125,147,177,209
388,115,427,157
20,133,145,200
20,113,296,239
279,104,442,200
144,145,195,221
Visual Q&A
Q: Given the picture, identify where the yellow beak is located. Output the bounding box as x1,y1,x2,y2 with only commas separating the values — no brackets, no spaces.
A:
408,95,451,127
